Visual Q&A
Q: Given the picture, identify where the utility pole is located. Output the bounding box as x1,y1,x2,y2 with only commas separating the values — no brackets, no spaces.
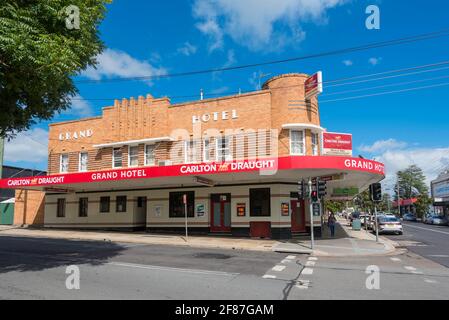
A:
183,194,188,241
308,178,315,250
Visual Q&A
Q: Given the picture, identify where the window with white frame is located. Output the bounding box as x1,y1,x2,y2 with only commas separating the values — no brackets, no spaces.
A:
60,154,69,173
79,152,88,172
185,140,198,164
145,144,156,166
290,130,305,155
113,147,123,168
128,145,139,167
311,132,319,156
217,136,232,162
203,138,213,162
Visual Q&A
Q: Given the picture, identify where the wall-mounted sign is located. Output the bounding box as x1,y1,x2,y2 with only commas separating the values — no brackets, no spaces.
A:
281,202,290,216
433,180,449,198
323,132,353,156
192,110,238,124
58,129,93,141
237,203,246,217
194,176,215,187
332,187,359,197
154,205,162,217
305,71,323,99
196,204,205,217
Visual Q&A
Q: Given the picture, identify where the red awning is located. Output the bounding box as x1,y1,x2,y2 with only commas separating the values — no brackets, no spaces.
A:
392,198,418,207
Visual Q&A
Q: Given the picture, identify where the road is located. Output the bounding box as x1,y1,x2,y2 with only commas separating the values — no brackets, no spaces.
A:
1,234,449,300
385,221,449,268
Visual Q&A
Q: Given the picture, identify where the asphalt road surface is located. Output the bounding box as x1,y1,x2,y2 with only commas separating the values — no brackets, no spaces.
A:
1,234,449,300
384,221,449,268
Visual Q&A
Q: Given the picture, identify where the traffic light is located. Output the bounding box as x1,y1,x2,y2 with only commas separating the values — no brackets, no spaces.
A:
311,190,318,202
298,180,306,200
370,183,382,202
317,180,327,198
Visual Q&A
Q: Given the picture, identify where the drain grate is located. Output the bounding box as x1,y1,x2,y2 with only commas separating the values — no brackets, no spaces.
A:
194,253,233,259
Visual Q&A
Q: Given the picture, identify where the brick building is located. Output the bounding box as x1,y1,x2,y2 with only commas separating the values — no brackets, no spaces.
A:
0,73,385,239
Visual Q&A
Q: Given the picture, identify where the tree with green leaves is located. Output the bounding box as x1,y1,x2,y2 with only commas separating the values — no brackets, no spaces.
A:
394,165,430,217
0,0,110,138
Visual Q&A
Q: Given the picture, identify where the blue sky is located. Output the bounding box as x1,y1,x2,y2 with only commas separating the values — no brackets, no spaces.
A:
5,0,449,187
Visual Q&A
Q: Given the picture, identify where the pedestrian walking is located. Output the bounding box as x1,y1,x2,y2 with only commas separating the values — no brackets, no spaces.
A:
328,213,337,237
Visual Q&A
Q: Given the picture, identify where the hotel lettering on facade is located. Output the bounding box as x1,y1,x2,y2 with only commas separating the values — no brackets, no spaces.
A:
0,73,385,239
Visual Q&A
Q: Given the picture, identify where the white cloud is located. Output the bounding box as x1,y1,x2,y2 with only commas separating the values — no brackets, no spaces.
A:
359,139,408,153
376,147,449,189
342,59,353,66
177,42,198,56
64,95,93,117
83,48,166,81
368,57,382,66
4,128,48,165
192,0,346,51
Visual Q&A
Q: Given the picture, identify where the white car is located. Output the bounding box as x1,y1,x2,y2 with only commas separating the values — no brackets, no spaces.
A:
375,216,403,235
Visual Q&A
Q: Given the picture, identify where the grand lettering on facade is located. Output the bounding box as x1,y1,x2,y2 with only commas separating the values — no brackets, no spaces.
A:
59,129,93,141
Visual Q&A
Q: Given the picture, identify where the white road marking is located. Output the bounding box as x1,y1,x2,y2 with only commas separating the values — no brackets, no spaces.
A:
404,266,417,271
411,270,424,275
286,255,296,260
308,257,318,261
108,262,239,277
262,275,277,279
305,261,316,267
403,223,449,236
424,279,438,284
390,257,401,262
281,259,292,264
272,265,286,272
302,268,314,275
428,255,449,258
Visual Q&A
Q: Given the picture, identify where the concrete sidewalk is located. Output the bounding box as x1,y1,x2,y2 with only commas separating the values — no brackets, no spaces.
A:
0,221,399,256
0,226,276,252
272,218,399,257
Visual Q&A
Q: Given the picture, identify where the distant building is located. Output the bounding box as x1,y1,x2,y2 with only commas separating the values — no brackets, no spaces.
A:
431,171,449,216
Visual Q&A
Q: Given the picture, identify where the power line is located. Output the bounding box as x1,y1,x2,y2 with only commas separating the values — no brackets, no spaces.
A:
71,59,449,102
320,81,449,103
75,29,449,84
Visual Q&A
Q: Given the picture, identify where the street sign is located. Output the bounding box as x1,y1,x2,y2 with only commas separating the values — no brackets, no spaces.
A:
312,203,321,216
305,71,323,99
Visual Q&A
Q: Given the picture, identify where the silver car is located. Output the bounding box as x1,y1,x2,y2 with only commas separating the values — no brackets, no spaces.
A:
375,216,403,235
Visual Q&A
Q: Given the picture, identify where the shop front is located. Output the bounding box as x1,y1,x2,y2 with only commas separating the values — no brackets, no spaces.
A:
432,172,449,216
0,73,385,239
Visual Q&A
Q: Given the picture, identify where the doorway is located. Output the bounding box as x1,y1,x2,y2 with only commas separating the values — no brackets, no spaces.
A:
135,196,147,229
210,194,231,232
291,199,306,232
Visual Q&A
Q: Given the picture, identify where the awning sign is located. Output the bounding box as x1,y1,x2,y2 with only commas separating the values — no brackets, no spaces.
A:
305,71,323,99
323,132,353,156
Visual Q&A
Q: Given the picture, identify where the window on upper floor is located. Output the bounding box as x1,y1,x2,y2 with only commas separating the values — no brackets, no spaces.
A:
290,130,305,155
185,140,198,164
79,152,88,172
60,154,69,173
217,136,232,162
203,138,213,162
312,132,319,156
113,147,122,168
145,144,156,166
128,146,139,167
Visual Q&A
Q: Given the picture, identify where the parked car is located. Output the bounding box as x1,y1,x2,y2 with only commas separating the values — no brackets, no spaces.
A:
402,213,417,222
424,214,449,225
375,216,403,235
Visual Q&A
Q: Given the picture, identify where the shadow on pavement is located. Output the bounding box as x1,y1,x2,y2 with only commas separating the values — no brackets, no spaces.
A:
0,235,125,274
